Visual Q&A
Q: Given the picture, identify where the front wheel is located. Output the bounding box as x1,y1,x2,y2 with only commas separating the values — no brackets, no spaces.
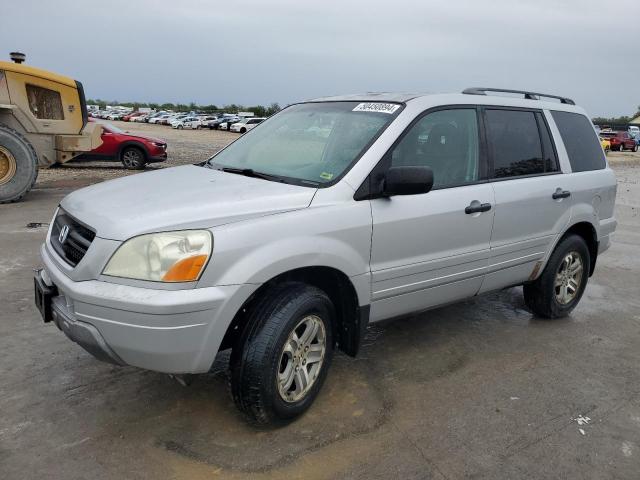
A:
633,144,638,152
121,147,146,170
523,234,590,318
230,282,334,425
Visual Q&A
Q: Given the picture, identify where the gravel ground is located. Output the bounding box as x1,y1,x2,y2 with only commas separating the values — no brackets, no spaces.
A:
35,121,240,188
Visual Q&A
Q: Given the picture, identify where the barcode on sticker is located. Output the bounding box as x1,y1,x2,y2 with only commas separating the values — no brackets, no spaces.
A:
353,103,400,114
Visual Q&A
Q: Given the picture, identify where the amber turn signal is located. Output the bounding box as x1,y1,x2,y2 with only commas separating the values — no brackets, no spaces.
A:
162,254,208,282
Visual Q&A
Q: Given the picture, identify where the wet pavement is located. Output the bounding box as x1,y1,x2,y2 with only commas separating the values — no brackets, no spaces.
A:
1,158,639,479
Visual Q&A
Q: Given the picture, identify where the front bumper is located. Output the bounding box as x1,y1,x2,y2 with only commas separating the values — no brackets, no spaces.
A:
39,243,257,373
147,151,168,163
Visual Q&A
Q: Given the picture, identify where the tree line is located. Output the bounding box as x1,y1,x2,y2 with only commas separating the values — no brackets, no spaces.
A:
87,99,282,118
592,105,640,126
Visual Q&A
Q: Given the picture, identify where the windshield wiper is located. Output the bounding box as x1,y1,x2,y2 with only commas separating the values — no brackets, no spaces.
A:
219,166,284,182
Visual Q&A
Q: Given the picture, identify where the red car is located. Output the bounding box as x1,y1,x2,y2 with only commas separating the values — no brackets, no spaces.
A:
122,111,146,122
80,119,168,169
601,131,638,152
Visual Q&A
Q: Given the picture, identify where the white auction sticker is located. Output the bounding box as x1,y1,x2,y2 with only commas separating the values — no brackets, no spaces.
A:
352,103,400,114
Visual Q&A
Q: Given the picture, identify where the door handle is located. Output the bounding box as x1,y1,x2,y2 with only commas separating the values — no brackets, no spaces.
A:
552,189,571,200
465,202,492,214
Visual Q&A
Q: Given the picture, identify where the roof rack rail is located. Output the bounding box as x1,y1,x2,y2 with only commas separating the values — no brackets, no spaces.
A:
462,87,575,105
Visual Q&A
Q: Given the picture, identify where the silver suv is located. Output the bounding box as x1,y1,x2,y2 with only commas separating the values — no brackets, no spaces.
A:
35,88,617,424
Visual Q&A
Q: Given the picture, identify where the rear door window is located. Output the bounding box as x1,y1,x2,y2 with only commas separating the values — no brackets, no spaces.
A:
485,109,553,178
551,111,605,172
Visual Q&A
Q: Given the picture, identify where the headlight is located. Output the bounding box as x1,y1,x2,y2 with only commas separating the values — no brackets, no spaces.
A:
103,230,212,282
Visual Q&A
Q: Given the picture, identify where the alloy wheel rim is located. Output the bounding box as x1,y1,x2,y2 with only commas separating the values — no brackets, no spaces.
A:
123,150,140,167
0,146,17,185
277,315,326,403
554,251,583,305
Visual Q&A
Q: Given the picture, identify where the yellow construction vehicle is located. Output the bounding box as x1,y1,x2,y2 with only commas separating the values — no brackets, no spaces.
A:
0,52,102,203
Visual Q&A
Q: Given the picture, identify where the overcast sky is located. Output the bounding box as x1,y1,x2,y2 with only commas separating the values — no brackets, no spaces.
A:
2,0,637,117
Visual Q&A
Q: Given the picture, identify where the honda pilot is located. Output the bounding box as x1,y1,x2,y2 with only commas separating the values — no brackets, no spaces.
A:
35,88,617,425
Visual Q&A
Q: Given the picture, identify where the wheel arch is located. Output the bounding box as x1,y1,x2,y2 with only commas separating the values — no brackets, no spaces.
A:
220,266,369,359
558,221,599,276
118,140,149,160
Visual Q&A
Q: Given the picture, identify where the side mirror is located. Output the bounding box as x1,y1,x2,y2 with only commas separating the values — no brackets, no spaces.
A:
383,166,434,196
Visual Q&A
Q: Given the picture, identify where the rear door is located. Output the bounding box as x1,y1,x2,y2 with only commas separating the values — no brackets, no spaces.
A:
479,107,571,293
368,107,496,321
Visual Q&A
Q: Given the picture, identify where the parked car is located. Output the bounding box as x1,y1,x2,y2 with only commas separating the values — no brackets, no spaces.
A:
172,116,202,129
209,116,240,130
145,111,167,123
74,119,167,169
122,112,146,122
149,113,171,124
600,136,611,154
600,131,637,151
35,89,616,425
163,114,188,126
132,113,150,123
629,126,639,140
198,115,218,124
230,117,265,133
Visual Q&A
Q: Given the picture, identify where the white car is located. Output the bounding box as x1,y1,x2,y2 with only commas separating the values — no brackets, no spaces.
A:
230,117,266,133
172,116,202,129
149,114,171,124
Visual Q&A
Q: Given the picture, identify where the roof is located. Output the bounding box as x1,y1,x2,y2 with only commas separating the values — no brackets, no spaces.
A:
0,60,77,87
305,90,585,114
630,116,640,125
307,92,424,103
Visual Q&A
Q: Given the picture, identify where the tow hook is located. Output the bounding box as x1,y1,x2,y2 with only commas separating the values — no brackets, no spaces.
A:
168,374,195,387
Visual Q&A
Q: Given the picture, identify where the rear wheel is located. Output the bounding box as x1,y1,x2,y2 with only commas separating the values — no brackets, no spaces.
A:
240,127,247,133
523,234,590,318
230,282,334,425
121,146,146,170
0,124,38,204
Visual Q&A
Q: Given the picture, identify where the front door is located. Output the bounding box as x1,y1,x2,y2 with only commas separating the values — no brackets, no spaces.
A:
368,107,495,322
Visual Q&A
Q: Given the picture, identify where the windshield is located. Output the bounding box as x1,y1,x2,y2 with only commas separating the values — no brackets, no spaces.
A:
95,120,123,133
207,101,402,186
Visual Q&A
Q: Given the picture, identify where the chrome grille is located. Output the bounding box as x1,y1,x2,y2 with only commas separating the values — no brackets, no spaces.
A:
50,210,95,267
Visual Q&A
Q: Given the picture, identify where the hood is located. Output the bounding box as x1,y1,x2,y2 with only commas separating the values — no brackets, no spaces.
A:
125,133,165,144
60,165,317,241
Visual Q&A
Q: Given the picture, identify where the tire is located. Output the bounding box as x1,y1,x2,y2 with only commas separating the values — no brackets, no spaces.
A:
177,125,183,130
230,282,335,426
240,127,246,134
619,144,624,152
120,146,146,170
0,124,39,204
633,144,638,153
523,234,590,319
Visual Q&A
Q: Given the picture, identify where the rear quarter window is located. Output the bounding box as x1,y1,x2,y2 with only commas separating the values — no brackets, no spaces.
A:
551,111,605,172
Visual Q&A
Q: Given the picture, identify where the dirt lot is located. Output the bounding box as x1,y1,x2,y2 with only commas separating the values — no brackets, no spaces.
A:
36,121,238,188
2,124,640,479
